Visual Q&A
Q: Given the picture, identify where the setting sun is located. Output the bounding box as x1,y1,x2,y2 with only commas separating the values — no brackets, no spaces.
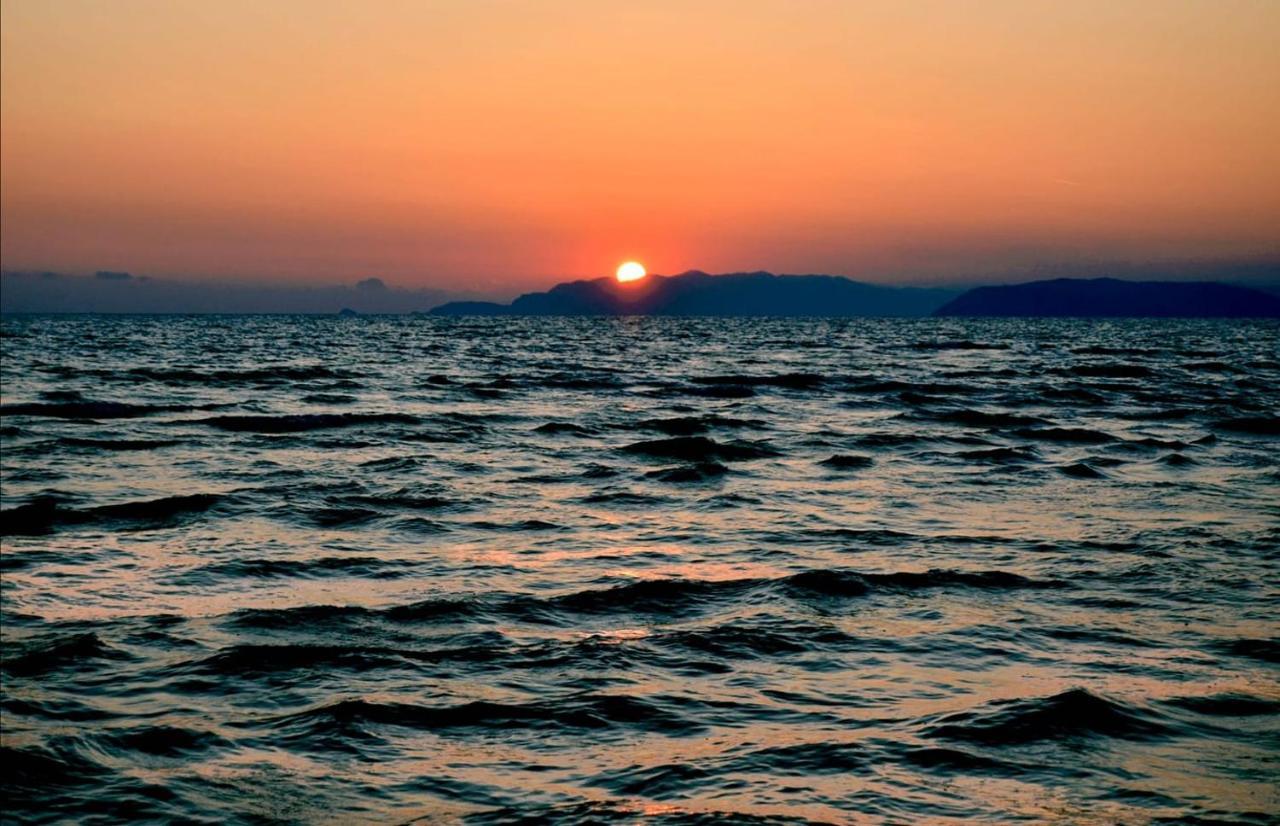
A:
616,262,646,283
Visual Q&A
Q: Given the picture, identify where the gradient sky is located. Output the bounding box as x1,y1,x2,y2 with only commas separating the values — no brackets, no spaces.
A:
2,0,1278,292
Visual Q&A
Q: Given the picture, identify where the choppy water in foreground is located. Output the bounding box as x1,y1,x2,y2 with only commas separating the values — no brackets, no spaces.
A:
1,315,1278,825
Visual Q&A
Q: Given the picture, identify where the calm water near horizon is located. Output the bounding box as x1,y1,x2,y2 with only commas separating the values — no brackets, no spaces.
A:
1,315,1277,824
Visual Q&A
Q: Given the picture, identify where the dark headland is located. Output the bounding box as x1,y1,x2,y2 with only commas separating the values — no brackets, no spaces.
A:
430,271,1280,318
934,277,1280,318
430,271,957,317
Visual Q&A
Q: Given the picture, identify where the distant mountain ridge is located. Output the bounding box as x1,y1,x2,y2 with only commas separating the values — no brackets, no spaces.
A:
0,271,454,314
429,271,957,317
7,269,1276,317
934,277,1280,318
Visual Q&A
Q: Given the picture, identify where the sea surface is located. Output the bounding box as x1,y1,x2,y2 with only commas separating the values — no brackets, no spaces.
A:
1,315,1277,825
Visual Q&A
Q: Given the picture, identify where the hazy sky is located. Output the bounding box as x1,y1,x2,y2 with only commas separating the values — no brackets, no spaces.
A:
2,0,1278,291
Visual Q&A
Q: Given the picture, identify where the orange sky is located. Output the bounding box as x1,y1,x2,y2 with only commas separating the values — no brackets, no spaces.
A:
2,0,1278,292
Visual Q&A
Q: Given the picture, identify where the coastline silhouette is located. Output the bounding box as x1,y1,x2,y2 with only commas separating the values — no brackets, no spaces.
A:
431,272,1280,318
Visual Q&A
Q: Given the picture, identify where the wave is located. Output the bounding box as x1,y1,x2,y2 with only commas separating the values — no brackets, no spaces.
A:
0,400,190,419
852,432,930,448
225,594,537,630
301,392,358,405
2,744,109,793
726,741,870,775
1037,625,1157,649
1117,407,1195,421
263,693,702,738
911,341,1008,351
468,518,565,531
550,577,758,614
1127,437,1191,450
533,421,594,436
635,415,761,436
1059,462,1107,479
2,493,225,536
933,409,1048,428
100,725,229,757
547,569,1060,616
691,372,827,390
358,456,421,471
1068,364,1154,379
58,436,184,451
402,426,485,443
466,801,834,825
1212,416,1280,436
1038,386,1109,405
784,569,1064,597
656,619,852,659
391,517,454,534
1212,637,1279,664
227,603,382,630
93,493,224,521
956,446,1039,464
1180,361,1237,374
185,643,441,675
2,632,129,677
214,568,1064,634
681,383,756,398
848,379,986,396
819,454,874,470
396,412,497,443
538,373,626,391
644,462,730,483
181,632,666,680
621,436,778,462
925,688,1169,744
1072,346,1162,356
125,365,355,384
301,506,382,527
583,762,717,797
797,527,917,546
195,413,418,433
899,390,945,406
340,487,462,511
1161,692,1280,717
1014,427,1116,444
895,745,1011,773
588,739,1013,802
176,556,418,582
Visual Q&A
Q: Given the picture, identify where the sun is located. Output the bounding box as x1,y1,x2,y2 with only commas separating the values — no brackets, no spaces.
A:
616,261,646,283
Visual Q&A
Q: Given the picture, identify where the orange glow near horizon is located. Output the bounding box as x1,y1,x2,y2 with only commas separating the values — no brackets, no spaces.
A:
616,262,647,283
1,1,1278,292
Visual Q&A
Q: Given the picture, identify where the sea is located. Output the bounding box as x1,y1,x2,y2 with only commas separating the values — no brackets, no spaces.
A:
1,315,1277,825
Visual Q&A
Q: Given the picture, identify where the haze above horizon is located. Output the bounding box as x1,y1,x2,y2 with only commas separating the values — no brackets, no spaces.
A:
2,1,1278,291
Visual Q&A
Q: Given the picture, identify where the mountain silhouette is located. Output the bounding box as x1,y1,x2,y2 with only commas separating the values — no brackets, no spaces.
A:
429,271,956,317
934,277,1280,318
0,271,455,314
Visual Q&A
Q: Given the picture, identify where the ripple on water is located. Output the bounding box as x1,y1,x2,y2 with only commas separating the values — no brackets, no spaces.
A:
1,315,1277,823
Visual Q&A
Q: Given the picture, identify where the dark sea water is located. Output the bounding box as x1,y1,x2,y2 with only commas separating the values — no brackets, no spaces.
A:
1,315,1278,825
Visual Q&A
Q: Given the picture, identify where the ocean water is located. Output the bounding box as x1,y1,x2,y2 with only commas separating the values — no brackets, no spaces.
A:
1,315,1277,825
